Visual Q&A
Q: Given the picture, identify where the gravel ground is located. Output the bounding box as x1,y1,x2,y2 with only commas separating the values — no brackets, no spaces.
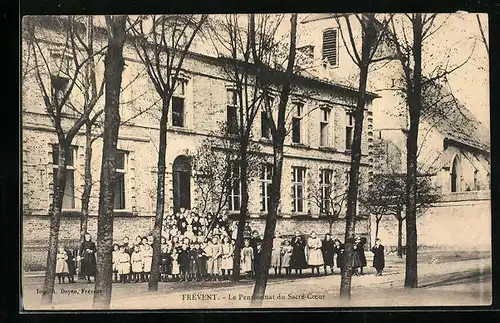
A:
22,253,491,310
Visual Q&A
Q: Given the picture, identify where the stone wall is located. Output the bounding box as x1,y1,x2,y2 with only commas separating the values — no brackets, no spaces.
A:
370,191,491,252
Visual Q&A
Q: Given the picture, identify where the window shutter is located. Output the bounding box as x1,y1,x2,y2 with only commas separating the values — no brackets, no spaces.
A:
322,29,338,66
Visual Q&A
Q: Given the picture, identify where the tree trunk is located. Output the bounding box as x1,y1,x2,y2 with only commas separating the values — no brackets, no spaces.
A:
404,14,423,289
232,147,249,283
79,124,93,279
41,141,70,304
339,59,369,300
92,15,126,309
149,100,169,291
397,217,403,258
250,13,297,304
252,143,284,304
375,217,380,239
330,221,334,235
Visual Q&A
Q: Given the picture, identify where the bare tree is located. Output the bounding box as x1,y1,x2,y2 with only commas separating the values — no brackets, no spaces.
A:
191,126,260,239
92,15,127,309
23,16,107,304
336,13,393,299
386,13,475,288
476,14,489,56
207,14,283,282
308,176,348,234
360,172,439,258
250,13,298,303
128,14,208,291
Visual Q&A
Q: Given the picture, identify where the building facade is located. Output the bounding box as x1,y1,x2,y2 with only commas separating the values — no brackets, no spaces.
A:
22,16,376,268
298,13,491,250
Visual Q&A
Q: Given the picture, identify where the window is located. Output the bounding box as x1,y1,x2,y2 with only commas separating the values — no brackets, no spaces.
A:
322,29,338,66
346,112,354,150
227,89,239,135
114,150,127,210
487,173,491,190
297,45,314,60
320,169,333,214
228,162,241,211
292,167,306,213
320,107,330,147
52,145,77,209
474,170,479,190
172,80,186,127
260,164,273,212
261,96,273,139
292,103,303,144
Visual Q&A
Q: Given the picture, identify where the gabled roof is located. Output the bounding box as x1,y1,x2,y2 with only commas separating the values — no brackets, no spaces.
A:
300,14,345,24
421,80,490,153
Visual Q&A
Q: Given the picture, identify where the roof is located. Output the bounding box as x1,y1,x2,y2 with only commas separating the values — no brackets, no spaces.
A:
421,80,490,153
216,55,380,100
301,14,346,24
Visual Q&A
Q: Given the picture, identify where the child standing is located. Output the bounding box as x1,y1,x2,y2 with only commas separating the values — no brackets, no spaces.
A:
118,245,131,283
160,244,171,282
65,247,76,283
131,245,143,283
178,244,191,282
241,239,254,278
371,238,385,276
196,243,207,281
220,236,234,280
112,244,120,283
206,236,222,281
271,232,283,276
188,243,198,281
56,246,69,284
142,242,153,282
171,249,180,281
281,240,293,276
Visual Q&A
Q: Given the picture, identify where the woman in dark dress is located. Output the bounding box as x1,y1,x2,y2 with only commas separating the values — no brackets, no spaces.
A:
321,233,335,275
79,233,97,283
290,231,308,276
333,239,344,275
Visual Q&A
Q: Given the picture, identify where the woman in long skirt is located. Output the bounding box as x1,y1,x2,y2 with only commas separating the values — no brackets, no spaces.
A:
307,231,324,275
79,233,97,283
271,232,283,276
290,231,308,276
321,233,335,275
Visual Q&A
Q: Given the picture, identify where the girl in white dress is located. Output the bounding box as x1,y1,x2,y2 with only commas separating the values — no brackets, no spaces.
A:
142,243,153,282
241,239,254,277
307,231,324,275
130,245,144,283
55,246,69,284
220,236,234,279
118,245,131,283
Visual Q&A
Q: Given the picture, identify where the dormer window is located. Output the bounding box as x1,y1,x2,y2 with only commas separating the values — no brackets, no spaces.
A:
322,29,339,67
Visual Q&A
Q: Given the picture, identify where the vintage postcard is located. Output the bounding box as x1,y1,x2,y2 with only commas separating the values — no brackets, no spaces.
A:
21,13,491,310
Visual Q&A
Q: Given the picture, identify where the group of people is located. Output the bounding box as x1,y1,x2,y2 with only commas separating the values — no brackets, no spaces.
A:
53,208,386,284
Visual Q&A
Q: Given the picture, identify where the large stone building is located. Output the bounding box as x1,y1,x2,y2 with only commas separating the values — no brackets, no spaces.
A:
22,16,377,269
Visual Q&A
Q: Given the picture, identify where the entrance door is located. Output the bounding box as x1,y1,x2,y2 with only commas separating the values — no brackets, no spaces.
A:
172,155,191,212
